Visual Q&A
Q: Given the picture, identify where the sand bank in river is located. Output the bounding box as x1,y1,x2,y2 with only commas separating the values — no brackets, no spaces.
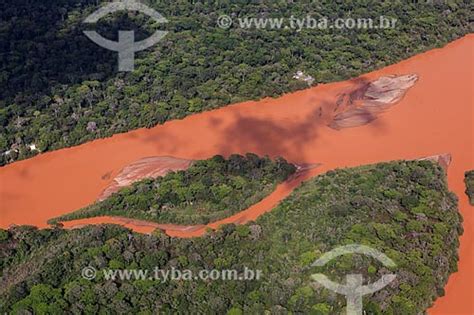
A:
97,156,194,201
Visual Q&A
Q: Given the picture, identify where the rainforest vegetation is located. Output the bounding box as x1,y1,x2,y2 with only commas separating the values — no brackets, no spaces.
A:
1,161,462,314
1,0,472,164
51,154,297,225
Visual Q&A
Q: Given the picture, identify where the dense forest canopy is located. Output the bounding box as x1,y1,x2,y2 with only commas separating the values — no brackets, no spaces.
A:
51,154,297,225
0,0,472,164
0,161,462,314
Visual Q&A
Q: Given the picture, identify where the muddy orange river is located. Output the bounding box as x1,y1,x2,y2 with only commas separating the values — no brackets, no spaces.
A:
1,35,473,313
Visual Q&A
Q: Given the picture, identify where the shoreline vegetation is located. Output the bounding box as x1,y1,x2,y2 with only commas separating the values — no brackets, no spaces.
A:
50,154,297,225
0,160,463,314
1,1,472,165
465,170,474,205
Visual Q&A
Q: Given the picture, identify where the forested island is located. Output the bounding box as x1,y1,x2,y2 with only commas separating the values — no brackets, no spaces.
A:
51,154,296,225
1,0,472,164
1,160,462,314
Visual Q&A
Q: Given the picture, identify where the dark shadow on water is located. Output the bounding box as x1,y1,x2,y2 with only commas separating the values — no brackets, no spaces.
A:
133,73,387,160
214,108,324,160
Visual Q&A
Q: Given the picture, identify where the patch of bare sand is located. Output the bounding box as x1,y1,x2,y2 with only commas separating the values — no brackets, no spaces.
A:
98,156,193,201
419,153,452,172
329,74,419,129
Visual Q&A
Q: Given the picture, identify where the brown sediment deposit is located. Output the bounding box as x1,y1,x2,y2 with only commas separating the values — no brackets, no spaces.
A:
329,74,419,129
97,156,193,201
0,35,473,314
